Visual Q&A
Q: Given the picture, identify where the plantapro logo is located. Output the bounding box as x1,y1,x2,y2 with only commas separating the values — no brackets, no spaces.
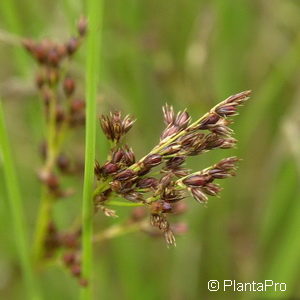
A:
208,280,287,293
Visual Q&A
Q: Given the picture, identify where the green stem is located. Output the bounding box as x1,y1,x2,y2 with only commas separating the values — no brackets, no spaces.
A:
93,220,147,243
0,101,40,299
33,86,58,265
45,88,57,171
106,200,145,207
33,187,54,264
81,0,103,298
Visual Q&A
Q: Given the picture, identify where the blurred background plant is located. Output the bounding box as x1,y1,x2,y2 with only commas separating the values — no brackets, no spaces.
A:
0,0,300,299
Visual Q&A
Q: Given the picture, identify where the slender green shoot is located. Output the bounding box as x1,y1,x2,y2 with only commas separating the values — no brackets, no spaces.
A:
0,100,40,300
81,0,103,298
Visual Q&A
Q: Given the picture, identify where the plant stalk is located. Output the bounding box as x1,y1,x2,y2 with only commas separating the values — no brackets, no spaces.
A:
81,0,103,298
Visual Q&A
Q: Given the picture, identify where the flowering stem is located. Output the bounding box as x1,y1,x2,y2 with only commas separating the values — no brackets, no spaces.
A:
33,187,54,265
33,86,59,264
93,219,147,243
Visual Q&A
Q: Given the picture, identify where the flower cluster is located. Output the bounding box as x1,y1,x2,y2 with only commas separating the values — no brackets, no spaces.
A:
22,18,88,284
94,91,251,245
22,18,87,197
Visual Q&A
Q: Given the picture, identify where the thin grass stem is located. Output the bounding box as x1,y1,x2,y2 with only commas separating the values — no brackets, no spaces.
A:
81,0,103,298
0,100,40,299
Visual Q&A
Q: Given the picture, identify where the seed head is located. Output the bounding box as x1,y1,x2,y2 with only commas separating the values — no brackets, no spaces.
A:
100,111,135,143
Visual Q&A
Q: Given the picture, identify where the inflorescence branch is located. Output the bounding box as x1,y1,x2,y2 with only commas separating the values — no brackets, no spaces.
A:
94,90,251,245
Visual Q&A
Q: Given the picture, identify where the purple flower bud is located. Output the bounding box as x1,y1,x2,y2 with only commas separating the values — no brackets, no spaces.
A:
161,125,179,140
174,111,190,128
102,162,119,175
63,77,76,96
111,149,125,163
166,157,185,169
202,183,221,196
198,114,220,129
114,169,135,181
161,144,181,155
216,105,237,117
136,177,158,189
144,154,162,167
183,175,209,187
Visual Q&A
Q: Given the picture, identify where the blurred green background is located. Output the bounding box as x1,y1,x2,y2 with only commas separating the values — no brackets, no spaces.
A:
1,0,300,299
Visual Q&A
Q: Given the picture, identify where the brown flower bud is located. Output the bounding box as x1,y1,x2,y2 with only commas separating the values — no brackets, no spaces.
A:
198,113,220,129
166,157,185,169
42,172,60,190
77,16,88,37
102,162,119,175
66,37,80,55
220,138,237,149
114,169,135,181
211,125,233,137
100,112,135,142
202,183,221,196
111,149,125,163
63,77,75,96
62,252,76,266
161,144,181,155
183,174,209,187
174,110,190,128
33,43,48,64
161,125,179,140
47,48,61,67
57,154,70,172
123,146,135,166
208,168,231,179
70,99,85,113
137,166,151,176
216,105,237,117
136,177,158,189
143,154,162,167
216,157,239,171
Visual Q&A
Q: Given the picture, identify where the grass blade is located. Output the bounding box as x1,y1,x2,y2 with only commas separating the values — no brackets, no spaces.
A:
81,0,103,298
0,100,40,299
